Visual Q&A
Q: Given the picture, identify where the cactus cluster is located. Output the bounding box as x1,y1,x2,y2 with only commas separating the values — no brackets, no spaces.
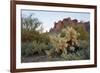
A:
47,26,80,59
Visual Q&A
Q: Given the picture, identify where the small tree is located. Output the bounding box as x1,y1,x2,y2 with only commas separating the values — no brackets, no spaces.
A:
21,14,42,31
21,14,43,42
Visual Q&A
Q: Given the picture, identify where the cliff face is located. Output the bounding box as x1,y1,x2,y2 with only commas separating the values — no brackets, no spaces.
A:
50,17,90,32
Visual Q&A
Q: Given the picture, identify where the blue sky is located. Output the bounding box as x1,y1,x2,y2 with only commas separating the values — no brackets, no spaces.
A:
21,9,90,32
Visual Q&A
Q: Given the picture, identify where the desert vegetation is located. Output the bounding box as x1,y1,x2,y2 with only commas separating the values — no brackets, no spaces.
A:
21,14,90,63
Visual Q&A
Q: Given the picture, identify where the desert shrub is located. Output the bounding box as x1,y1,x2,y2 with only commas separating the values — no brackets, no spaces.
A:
79,40,89,49
61,47,90,60
71,23,89,41
21,30,40,42
32,40,54,55
75,47,90,59
32,41,41,55
84,47,90,59
76,26,89,41
22,41,53,57
32,41,46,55
21,42,33,57
37,33,51,44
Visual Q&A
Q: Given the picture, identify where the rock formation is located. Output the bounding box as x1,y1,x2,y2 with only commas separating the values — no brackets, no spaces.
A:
50,17,90,32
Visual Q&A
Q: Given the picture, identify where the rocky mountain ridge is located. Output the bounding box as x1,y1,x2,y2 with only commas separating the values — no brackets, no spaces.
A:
50,17,90,32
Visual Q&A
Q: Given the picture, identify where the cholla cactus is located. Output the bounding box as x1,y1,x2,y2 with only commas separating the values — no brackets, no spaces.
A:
62,27,80,46
48,26,80,57
64,27,80,41
59,27,80,52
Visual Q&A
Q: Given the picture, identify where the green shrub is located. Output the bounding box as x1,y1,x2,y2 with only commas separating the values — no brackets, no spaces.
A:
21,42,33,57
76,47,90,59
32,41,54,55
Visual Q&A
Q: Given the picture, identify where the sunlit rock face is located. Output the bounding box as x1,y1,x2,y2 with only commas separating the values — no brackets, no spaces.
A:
49,17,90,33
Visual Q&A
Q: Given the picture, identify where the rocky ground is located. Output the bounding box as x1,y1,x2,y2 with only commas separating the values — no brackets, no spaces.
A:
21,55,65,63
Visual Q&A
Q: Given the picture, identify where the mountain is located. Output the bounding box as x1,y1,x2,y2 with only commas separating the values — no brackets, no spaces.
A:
49,17,90,32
